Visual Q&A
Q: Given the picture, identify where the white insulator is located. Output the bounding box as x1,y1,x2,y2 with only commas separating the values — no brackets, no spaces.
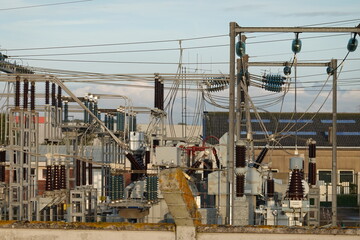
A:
235,166,247,176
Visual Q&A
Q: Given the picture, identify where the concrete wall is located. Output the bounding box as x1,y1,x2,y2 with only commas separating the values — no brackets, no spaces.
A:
0,228,174,240
0,223,358,240
0,227,359,240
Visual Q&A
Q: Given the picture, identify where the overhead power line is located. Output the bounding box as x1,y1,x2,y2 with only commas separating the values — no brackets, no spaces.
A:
2,35,228,52
0,0,92,11
7,58,229,65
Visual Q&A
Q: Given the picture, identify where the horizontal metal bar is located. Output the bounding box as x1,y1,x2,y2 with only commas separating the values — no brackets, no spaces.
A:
235,26,360,33
248,61,330,67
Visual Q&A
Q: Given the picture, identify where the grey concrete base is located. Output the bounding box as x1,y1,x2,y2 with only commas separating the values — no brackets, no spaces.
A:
176,226,196,240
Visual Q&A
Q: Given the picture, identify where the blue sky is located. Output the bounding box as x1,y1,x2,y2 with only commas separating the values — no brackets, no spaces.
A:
0,0,360,123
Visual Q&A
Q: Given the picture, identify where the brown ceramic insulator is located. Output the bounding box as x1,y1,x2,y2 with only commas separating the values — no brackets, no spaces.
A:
23,79,29,109
57,86,62,108
51,83,56,107
308,162,317,186
0,166,5,182
60,164,66,189
75,159,81,187
88,162,93,185
45,165,53,191
125,152,144,171
236,175,245,197
203,159,213,179
186,159,202,176
30,81,35,110
0,151,5,163
0,151,5,182
45,81,50,105
254,146,269,169
15,76,20,107
286,169,304,200
159,81,164,110
240,89,245,103
82,161,86,185
309,143,316,158
154,77,159,109
235,145,246,168
267,178,275,198
53,165,60,190
23,152,27,164
145,150,150,167
213,148,221,168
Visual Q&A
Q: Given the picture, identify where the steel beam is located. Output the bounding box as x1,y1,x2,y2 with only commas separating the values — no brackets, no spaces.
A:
235,26,360,33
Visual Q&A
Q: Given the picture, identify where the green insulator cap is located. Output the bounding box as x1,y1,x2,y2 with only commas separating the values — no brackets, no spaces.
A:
326,66,334,75
347,37,358,52
236,41,246,57
292,38,302,54
283,66,291,75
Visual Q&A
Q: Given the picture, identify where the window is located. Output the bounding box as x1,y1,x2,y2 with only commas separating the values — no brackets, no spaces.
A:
280,131,316,135
339,170,354,183
318,170,331,184
251,119,270,123
324,132,360,136
279,119,313,123
321,120,356,123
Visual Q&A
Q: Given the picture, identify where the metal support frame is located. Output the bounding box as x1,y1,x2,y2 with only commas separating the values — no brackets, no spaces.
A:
228,21,358,226
9,108,39,220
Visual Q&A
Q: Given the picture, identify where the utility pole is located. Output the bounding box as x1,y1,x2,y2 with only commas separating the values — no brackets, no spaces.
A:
226,21,236,225
331,59,338,227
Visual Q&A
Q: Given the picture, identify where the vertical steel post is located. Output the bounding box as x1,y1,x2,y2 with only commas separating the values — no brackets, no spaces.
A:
227,21,236,224
331,59,338,227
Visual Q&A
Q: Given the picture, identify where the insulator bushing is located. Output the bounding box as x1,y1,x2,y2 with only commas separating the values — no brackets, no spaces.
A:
309,142,316,158
240,89,245,103
0,166,5,182
154,76,164,110
53,165,60,190
213,148,221,169
23,79,29,109
51,83,56,107
15,76,20,108
267,178,275,198
75,159,81,187
145,150,150,167
0,151,5,182
60,164,66,189
45,165,53,191
286,169,304,200
30,81,35,111
82,161,86,185
254,145,269,169
64,101,68,122
308,162,317,186
88,162,93,185
45,81,50,105
146,176,158,201
0,151,6,163
57,86,62,108
84,100,89,123
203,159,213,179
236,175,245,197
235,145,246,168
186,159,202,176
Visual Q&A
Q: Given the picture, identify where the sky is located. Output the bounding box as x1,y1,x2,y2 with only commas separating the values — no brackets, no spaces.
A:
0,0,360,124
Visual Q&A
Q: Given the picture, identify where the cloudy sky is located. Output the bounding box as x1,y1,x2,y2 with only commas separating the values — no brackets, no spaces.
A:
0,0,359,123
